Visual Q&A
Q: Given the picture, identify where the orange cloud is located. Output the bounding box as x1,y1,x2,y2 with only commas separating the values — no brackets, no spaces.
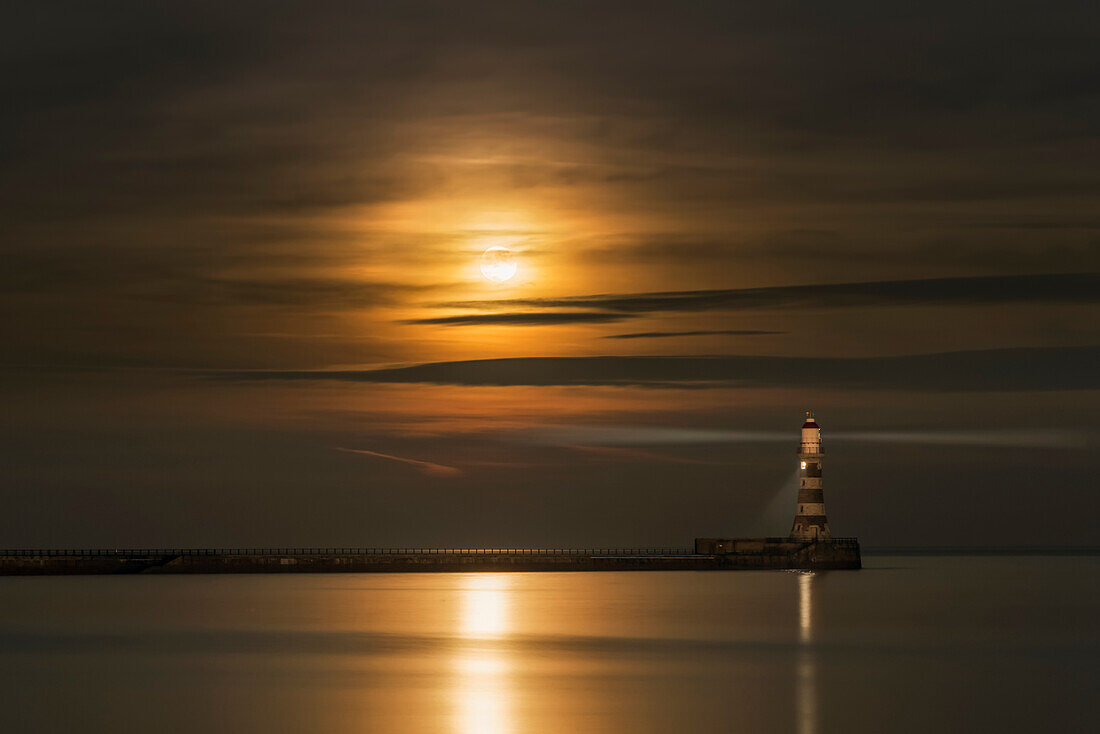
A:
334,446,462,477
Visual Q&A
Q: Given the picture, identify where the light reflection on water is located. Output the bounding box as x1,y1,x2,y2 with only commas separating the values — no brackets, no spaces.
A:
0,556,1095,733
453,575,513,734
797,572,817,734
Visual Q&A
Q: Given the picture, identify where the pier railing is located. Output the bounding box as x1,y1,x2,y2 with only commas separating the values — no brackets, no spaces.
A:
0,539,859,557
0,547,695,557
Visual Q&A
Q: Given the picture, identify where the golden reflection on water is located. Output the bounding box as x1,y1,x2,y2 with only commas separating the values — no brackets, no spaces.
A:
799,572,814,644
798,572,818,734
452,575,514,734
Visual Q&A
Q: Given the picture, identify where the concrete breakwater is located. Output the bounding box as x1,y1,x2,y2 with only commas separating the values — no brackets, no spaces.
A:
0,539,860,575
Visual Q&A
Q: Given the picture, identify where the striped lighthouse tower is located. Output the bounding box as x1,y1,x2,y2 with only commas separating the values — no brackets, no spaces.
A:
791,411,831,540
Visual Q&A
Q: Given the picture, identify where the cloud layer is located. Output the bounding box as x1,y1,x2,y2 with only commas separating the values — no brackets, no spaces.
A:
405,312,636,326
442,273,1100,316
602,330,786,340
217,345,1100,392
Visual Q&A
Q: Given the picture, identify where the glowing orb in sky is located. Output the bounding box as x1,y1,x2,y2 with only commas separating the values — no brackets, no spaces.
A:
479,246,517,283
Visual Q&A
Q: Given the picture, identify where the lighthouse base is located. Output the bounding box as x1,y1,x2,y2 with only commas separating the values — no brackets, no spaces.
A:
693,537,861,570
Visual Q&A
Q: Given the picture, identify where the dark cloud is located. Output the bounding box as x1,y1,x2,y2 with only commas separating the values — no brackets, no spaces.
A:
3,1,1096,224
176,278,423,308
215,345,1100,392
2,243,425,308
444,273,1100,315
602,330,786,339
587,229,1100,277
403,312,636,326
960,221,1100,231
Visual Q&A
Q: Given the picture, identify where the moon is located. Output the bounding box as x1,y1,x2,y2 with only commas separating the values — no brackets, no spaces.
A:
479,246,517,283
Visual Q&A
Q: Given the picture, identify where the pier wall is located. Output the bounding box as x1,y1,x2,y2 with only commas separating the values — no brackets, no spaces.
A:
0,540,860,575
695,537,861,569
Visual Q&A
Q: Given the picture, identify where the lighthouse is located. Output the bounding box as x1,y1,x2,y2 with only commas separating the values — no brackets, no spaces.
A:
791,411,831,540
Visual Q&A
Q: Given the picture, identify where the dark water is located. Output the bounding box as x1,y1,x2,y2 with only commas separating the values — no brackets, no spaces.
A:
0,556,1095,733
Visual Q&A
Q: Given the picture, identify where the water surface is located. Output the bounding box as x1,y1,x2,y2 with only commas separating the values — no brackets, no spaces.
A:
0,555,1095,733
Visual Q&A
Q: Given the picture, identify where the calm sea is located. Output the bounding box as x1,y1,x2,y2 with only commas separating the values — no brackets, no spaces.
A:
0,555,1095,733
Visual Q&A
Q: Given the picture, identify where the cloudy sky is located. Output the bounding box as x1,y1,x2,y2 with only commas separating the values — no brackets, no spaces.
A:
2,1,1098,547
